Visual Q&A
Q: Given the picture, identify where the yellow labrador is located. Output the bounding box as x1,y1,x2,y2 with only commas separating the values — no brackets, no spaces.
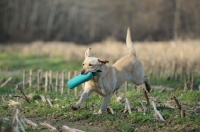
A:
71,27,151,114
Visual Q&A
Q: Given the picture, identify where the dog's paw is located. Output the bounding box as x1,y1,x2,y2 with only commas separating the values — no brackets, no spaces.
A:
71,106,79,111
93,110,103,115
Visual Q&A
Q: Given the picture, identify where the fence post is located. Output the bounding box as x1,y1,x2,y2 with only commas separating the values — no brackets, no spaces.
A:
74,71,78,96
45,72,48,92
49,70,52,92
23,70,26,89
68,71,71,95
29,69,32,87
37,70,41,91
61,71,65,95
55,71,59,92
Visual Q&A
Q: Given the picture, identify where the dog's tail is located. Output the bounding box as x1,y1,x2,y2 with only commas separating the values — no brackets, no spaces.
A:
126,27,136,57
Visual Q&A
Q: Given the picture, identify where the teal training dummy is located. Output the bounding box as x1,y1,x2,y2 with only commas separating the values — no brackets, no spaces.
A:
67,72,98,89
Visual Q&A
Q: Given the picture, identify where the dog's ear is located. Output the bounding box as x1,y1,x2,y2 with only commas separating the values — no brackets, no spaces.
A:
98,58,109,65
85,48,91,58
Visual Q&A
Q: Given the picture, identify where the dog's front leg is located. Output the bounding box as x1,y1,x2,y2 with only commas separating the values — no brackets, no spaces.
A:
96,94,112,114
71,89,92,111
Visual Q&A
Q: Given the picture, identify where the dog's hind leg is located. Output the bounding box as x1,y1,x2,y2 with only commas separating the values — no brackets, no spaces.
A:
144,75,151,92
143,75,151,105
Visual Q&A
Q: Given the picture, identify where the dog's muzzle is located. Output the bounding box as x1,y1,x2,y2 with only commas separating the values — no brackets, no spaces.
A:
81,69,86,74
81,69,102,74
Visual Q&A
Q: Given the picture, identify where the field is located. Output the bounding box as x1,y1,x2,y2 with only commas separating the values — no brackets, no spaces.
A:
0,40,200,131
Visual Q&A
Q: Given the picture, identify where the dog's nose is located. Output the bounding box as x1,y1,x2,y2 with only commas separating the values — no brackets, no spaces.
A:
81,69,85,74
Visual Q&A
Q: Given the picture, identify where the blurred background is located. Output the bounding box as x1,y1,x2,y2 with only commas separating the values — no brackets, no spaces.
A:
0,0,200,44
0,0,200,89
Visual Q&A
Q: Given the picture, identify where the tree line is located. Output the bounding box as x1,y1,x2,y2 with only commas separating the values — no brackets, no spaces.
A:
0,0,200,44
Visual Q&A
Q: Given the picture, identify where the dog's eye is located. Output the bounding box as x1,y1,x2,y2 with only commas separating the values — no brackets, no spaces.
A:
82,63,84,66
89,64,93,66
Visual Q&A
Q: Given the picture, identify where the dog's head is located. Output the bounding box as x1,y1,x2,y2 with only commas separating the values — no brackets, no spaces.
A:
81,48,109,74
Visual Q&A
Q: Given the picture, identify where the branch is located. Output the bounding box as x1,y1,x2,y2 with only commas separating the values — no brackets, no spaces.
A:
125,98,132,114
1,77,12,87
152,101,165,122
62,125,84,132
139,100,147,114
16,85,30,103
107,106,114,114
47,98,52,107
24,118,38,127
40,122,56,131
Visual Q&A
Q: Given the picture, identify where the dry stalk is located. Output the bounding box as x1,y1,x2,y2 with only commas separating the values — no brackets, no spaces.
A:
2,96,5,102
1,77,12,87
24,118,38,127
12,108,26,132
8,100,20,106
62,125,84,132
39,122,56,131
152,101,165,122
116,96,125,103
125,98,132,114
171,95,185,117
47,98,53,107
171,96,181,110
16,84,30,103
107,106,114,114
159,88,166,93
35,100,39,104
173,85,180,92
40,95,46,102
139,100,147,114
181,110,185,117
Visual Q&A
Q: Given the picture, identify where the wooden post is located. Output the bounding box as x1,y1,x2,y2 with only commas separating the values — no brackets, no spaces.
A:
37,70,41,91
55,71,59,92
67,71,71,95
74,71,78,96
61,71,65,95
23,70,26,89
29,69,32,87
45,72,48,92
49,70,52,92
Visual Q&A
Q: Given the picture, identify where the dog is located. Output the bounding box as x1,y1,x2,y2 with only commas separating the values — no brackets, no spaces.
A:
71,27,151,114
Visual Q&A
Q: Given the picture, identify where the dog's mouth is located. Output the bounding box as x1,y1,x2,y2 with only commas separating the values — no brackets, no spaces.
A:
81,69,86,74
81,69,102,74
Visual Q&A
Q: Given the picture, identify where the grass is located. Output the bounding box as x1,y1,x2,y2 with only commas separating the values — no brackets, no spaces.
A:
0,88,200,132
0,40,200,131
0,53,81,71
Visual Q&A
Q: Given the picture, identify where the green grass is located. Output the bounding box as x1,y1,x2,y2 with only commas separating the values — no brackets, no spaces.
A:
0,52,82,71
0,89,200,132
0,51,200,131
